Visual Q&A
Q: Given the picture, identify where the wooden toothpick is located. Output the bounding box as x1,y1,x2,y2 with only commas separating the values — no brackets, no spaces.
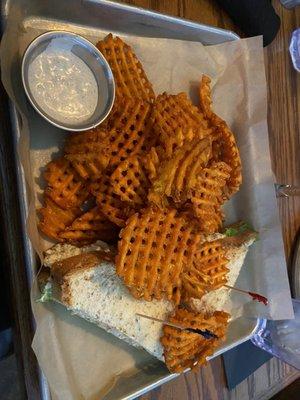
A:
136,313,218,339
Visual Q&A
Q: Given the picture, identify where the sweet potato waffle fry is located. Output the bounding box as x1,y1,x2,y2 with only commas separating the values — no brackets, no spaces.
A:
96,34,155,103
143,147,160,182
64,128,110,180
44,158,89,209
161,307,229,373
116,207,203,303
190,201,223,234
65,98,155,178
148,137,212,207
161,127,194,159
110,154,153,205
104,98,155,166
194,240,229,290
198,75,213,119
59,206,119,244
190,161,231,201
188,161,231,232
65,152,109,181
153,92,212,154
212,120,242,197
90,174,135,227
64,128,108,154
38,197,81,241
182,239,229,299
199,76,242,197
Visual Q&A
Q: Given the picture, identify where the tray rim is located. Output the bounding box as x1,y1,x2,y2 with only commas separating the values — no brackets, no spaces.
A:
94,0,240,41
1,1,264,399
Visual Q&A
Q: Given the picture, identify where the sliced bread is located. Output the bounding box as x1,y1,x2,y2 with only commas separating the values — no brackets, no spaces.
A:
43,233,255,360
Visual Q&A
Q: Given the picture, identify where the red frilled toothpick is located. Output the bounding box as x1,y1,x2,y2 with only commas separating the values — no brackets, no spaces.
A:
224,284,268,305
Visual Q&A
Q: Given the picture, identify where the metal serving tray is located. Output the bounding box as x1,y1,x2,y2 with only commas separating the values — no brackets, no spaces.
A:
1,1,262,399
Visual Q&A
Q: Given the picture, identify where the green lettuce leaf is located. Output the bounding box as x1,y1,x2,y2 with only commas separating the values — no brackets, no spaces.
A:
36,282,52,303
224,222,257,238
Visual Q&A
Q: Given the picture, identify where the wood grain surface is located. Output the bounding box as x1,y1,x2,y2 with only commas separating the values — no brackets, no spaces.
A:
0,1,299,400
114,1,300,399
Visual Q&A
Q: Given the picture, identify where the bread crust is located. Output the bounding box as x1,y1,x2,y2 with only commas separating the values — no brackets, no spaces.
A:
51,250,114,285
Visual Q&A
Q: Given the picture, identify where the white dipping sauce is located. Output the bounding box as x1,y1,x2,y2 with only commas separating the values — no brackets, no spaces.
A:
28,37,98,124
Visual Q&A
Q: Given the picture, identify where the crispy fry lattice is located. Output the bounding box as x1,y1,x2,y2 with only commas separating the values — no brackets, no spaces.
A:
116,207,203,303
199,75,242,197
188,161,231,233
44,158,89,209
143,147,160,182
161,307,229,373
110,154,154,205
148,137,212,207
59,206,119,244
182,240,229,299
97,34,155,103
64,128,109,180
65,100,156,173
161,127,194,159
38,197,81,241
153,92,212,154
105,98,155,167
90,174,135,227
64,129,108,155
199,75,213,119
212,121,242,197
65,152,109,180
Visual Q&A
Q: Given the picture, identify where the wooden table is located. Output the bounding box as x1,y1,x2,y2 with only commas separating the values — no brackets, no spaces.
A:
0,1,299,399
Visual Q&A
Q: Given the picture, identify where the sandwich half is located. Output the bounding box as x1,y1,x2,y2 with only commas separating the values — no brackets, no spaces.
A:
40,230,256,360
